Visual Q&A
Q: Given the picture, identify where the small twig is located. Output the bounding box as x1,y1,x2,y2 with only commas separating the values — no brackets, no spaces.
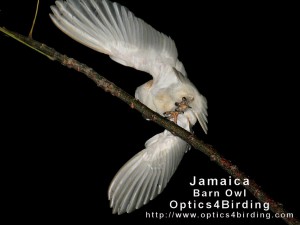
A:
28,0,40,38
0,27,299,225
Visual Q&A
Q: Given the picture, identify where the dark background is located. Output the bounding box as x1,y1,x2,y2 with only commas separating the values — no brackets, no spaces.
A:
1,1,298,224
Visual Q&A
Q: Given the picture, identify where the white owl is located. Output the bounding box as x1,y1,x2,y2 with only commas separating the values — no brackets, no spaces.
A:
50,0,207,214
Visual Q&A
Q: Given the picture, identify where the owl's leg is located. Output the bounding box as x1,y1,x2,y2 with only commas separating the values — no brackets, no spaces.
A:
163,111,183,124
163,97,192,124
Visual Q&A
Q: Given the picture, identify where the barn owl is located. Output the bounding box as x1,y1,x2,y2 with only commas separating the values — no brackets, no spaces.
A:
50,0,207,214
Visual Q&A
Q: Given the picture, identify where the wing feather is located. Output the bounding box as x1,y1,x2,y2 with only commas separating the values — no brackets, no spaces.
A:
108,129,190,214
50,0,187,77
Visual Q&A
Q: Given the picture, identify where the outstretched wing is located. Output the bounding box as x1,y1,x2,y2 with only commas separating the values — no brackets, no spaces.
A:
50,0,186,77
108,129,190,214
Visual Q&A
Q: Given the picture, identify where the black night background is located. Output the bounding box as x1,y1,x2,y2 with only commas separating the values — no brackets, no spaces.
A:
1,1,298,224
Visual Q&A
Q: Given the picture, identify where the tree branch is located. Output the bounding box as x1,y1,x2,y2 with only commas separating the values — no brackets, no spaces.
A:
1,27,298,225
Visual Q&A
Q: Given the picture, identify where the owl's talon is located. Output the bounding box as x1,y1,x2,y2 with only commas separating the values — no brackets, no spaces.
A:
164,111,183,124
165,97,193,124
175,97,192,112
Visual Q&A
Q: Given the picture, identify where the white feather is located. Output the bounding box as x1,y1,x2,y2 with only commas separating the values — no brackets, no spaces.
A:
108,115,191,214
50,0,208,214
50,0,184,77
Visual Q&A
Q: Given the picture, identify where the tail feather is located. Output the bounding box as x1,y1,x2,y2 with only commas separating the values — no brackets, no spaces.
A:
191,93,208,134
